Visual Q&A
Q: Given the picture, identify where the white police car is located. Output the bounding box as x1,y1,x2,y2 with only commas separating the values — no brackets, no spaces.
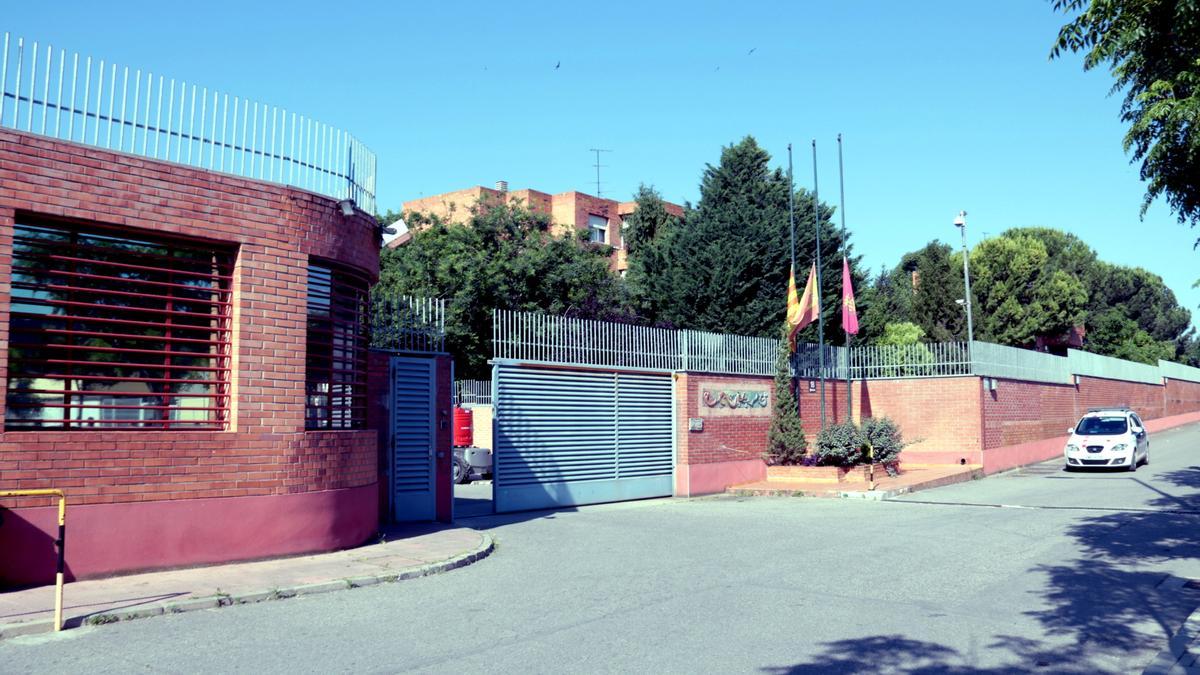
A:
1064,407,1149,471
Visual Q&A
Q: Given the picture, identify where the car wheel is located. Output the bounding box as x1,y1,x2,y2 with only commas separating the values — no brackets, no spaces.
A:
1141,448,1149,467
1127,452,1138,472
453,456,472,485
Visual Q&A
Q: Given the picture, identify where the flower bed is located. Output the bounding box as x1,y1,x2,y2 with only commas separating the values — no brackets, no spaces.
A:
766,463,898,484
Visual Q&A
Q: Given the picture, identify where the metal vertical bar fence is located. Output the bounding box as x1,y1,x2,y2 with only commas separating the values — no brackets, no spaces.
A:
0,31,377,213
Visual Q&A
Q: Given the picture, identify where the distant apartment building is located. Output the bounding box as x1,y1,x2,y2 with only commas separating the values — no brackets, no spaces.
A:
397,181,684,274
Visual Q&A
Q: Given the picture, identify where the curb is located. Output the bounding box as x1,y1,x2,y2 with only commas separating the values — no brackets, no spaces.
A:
725,468,983,501
1143,581,1200,674
0,532,495,641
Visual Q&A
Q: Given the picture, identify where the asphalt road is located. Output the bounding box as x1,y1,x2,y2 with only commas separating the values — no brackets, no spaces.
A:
4,424,1200,674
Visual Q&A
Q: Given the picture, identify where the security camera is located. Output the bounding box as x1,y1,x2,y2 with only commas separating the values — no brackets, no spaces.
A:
338,199,356,217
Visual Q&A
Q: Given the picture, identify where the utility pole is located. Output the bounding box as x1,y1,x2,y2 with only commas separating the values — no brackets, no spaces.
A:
589,148,611,197
955,210,975,359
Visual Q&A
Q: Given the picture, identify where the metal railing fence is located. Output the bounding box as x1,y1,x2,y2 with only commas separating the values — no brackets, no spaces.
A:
493,309,683,371
492,309,776,375
970,341,1072,385
1067,349,1162,385
679,329,778,376
492,309,1200,384
455,380,493,406
371,295,445,353
0,31,377,213
1158,359,1200,384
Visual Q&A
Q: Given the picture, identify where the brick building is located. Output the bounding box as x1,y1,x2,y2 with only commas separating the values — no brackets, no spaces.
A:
0,34,453,587
397,182,684,274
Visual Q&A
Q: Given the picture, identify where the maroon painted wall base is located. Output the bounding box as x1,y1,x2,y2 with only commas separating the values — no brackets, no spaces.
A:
0,483,379,588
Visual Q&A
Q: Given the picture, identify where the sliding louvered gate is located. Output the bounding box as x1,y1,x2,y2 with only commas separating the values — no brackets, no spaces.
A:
492,364,675,513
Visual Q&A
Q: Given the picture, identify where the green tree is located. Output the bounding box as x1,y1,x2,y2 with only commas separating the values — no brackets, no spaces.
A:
1002,226,1192,357
875,322,936,376
624,186,686,324
878,322,925,346
628,136,865,343
377,204,629,378
767,331,806,464
858,264,914,342
621,184,680,256
911,241,967,342
1086,308,1176,364
1051,0,1200,237
968,232,1088,346
376,209,404,230
1086,262,1191,343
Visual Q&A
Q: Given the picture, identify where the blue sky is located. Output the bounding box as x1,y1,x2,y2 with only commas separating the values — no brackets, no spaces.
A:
7,1,1198,323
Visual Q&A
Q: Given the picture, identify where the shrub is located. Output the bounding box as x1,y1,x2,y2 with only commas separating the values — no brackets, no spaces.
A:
814,421,863,467
813,417,907,469
860,416,906,466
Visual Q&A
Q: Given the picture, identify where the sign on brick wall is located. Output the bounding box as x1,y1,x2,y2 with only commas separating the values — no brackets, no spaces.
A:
698,382,772,417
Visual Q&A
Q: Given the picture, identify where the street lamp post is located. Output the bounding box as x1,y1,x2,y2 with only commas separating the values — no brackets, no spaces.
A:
954,211,975,355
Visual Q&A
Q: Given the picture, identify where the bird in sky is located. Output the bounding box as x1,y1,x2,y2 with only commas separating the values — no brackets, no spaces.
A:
747,47,756,55
555,61,560,69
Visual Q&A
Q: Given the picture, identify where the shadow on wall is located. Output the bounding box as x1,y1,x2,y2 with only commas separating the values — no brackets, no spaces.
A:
761,467,1200,674
0,506,74,588
859,382,873,421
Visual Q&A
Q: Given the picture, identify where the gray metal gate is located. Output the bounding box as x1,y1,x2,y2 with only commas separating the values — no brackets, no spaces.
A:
390,356,436,521
492,364,674,513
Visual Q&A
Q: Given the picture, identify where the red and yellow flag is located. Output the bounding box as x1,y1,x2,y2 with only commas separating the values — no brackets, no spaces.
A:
787,263,820,349
842,256,859,335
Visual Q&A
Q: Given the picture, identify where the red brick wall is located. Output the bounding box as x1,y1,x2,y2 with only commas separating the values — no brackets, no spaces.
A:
677,374,984,466
677,370,1200,471
0,128,380,509
1075,376,1163,422
857,377,984,463
1166,379,1200,416
677,373,773,465
981,379,1076,449
981,375,1185,451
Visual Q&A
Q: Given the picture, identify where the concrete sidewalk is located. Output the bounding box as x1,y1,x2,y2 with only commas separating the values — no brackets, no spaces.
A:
0,524,492,639
726,464,983,499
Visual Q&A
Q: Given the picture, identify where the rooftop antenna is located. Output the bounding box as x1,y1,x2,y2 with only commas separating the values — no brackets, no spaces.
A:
589,148,611,197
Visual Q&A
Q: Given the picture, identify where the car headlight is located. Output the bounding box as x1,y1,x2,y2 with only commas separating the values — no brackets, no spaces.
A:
1111,443,1128,452
1066,444,1081,453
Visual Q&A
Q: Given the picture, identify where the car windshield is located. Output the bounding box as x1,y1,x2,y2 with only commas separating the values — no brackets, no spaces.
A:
1075,416,1128,436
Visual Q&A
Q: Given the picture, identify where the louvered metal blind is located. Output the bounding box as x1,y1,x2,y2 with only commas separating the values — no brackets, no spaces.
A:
6,221,233,430
305,262,369,430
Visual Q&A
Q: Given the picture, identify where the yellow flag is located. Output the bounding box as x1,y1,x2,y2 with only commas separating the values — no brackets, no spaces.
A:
787,263,820,349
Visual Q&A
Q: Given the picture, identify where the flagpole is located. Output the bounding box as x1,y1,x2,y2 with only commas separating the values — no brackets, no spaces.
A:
838,133,851,424
812,140,825,431
787,143,798,415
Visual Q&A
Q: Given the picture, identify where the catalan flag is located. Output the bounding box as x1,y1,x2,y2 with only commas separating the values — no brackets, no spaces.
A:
787,263,820,349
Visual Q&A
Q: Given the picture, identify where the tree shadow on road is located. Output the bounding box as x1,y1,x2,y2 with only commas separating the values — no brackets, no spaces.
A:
1157,465,1200,492
764,466,1200,673
1018,478,1200,667
759,634,1079,674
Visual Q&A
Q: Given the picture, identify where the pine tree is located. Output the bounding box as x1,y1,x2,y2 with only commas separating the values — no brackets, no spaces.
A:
767,331,806,464
910,241,966,342
627,136,865,343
